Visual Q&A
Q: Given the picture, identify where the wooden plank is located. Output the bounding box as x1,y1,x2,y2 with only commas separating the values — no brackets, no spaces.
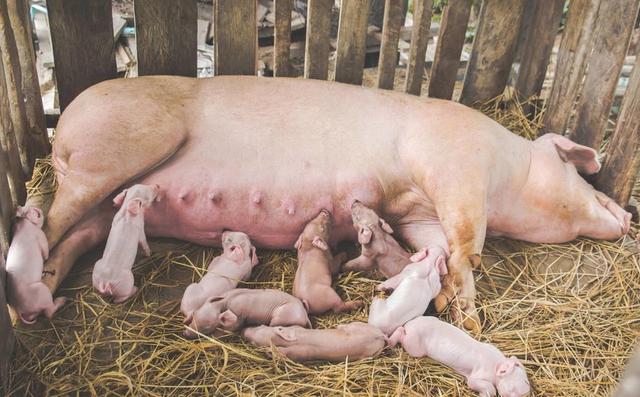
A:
428,0,472,99
304,0,332,80
0,145,12,254
376,0,404,89
459,0,526,106
515,0,564,99
214,0,257,76
569,0,640,150
274,0,292,77
0,251,15,392
47,0,116,110
542,0,600,135
335,0,371,85
134,0,197,77
404,0,433,95
595,56,640,206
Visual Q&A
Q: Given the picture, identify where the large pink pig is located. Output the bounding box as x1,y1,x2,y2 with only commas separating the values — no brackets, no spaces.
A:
242,322,387,362
181,231,258,320
342,201,412,277
6,206,66,323
389,316,531,397
92,184,159,303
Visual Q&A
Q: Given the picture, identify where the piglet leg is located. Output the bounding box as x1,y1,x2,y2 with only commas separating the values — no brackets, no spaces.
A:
342,255,374,272
44,296,67,319
139,230,151,257
376,273,403,292
467,377,496,397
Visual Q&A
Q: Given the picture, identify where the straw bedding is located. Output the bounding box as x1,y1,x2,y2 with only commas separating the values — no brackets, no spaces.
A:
6,94,640,396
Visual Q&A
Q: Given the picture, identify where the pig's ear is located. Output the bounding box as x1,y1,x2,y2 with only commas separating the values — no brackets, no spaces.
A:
274,327,297,342
126,198,143,215
15,206,27,218
410,248,428,262
358,226,372,245
206,296,224,304
113,189,128,207
312,236,329,251
549,134,601,174
218,310,238,328
294,235,303,250
250,245,259,266
183,312,193,325
509,356,524,368
379,218,394,234
25,207,43,224
496,359,517,377
435,256,448,276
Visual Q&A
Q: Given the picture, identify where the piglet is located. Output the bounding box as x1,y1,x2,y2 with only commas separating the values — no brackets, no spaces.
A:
242,321,387,362
6,206,66,324
184,288,311,338
376,247,446,292
342,201,412,277
293,209,362,314
92,184,159,303
181,231,258,320
389,316,531,397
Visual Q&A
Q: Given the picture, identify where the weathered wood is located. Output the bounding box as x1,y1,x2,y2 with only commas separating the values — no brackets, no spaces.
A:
214,0,257,76
595,56,640,206
47,0,116,110
542,0,600,135
274,0,292,77
134,0,197,77
0,251,15,392
428,0,472,99
569,0,640,150
7,0,50,160
304,0,332,80
459,0,526,106
404,0,433,95
335,0,371,85
515,0,564,99
0,146,12,254
376,0,404,89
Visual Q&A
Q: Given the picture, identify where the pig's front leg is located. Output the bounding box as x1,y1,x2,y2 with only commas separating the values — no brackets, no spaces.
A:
467,377,496,397
342,255,375,272
138,228,151,257
376,273,403,292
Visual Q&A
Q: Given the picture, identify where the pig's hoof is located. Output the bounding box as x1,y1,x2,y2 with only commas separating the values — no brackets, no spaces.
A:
434,294,450,313
376,284,392,293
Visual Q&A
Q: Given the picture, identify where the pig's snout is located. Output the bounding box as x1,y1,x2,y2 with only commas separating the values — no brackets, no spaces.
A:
585,193,632,239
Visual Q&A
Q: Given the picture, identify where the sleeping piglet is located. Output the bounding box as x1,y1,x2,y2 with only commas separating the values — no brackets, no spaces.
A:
6,206,66,324
184,288,311,338
293,209,362,314
92,184,159,303
389,316,531,397
342,201,412,277
181,231,258,320
242,321,387,362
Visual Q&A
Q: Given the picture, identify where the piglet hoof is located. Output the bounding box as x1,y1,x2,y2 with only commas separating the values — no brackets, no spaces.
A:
451,299,482,335
375,283,393,293
44,296,67,320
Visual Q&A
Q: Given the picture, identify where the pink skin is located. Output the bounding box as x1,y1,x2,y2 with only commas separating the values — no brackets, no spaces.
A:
376,247,447,292
293,209,362,314
5,206,66,324
181,231,258,320
32,76,630,333
342,201,412,277
389,317,531,397
92,184,159,303
184,288,311,338
242,322,387,362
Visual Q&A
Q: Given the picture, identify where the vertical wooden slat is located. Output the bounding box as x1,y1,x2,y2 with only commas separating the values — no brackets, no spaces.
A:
335,0,371,85
47,0,116,110
274,0,292,77
404,0,433,95
376,0,404,89
595,56,640,206
135,0,197,77
542,0,600,135
515,0,564,99
459,0,526,106
0,251,15,393
428,0,472,99
304,0,332,80
569,0,640,150
214,0,257,76
0,146,12,253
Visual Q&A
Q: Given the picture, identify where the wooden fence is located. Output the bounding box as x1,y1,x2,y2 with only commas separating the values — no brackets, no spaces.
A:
0,0,639,388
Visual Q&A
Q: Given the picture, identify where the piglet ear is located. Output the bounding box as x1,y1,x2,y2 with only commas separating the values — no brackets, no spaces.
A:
410,248,428,262
509,356,523,368
113,189,128,207
358,225,372,245
15,206,27,218
274,326,297,342
183,312,193,325
379,218,394,234
126,198,143,215
496,358,516,377
207,296,224,304
218,309,238,328
435,256,448,276
25,207,43,224
250,245,259,266
312,236,329,251
548,134,601,174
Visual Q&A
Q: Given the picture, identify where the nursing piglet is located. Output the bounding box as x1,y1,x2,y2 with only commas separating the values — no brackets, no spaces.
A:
342,201,412,277
293,209,362,314
181,231,258,320
184,288,310,338
389,316,531,397
376,248,446,292
6,206,66,324
242,322,386,362
92,184,158,303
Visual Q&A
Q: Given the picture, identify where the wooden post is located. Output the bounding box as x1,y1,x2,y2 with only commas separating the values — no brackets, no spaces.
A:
515,0,564,99
214,0,257,76
542,0,600,135
428,0,472,100
569,0,640,150
134,0,197,77
376,0,403,89
0,146,13,254
459,0,526,106
274,0,292,77
47,0,117,110
335,0,371,85
0,252,15,393
404,0,432,96
304,0,332,80
595,56,640,206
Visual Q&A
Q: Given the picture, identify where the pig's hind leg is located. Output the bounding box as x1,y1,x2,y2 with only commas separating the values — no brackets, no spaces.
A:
467,377,497,397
